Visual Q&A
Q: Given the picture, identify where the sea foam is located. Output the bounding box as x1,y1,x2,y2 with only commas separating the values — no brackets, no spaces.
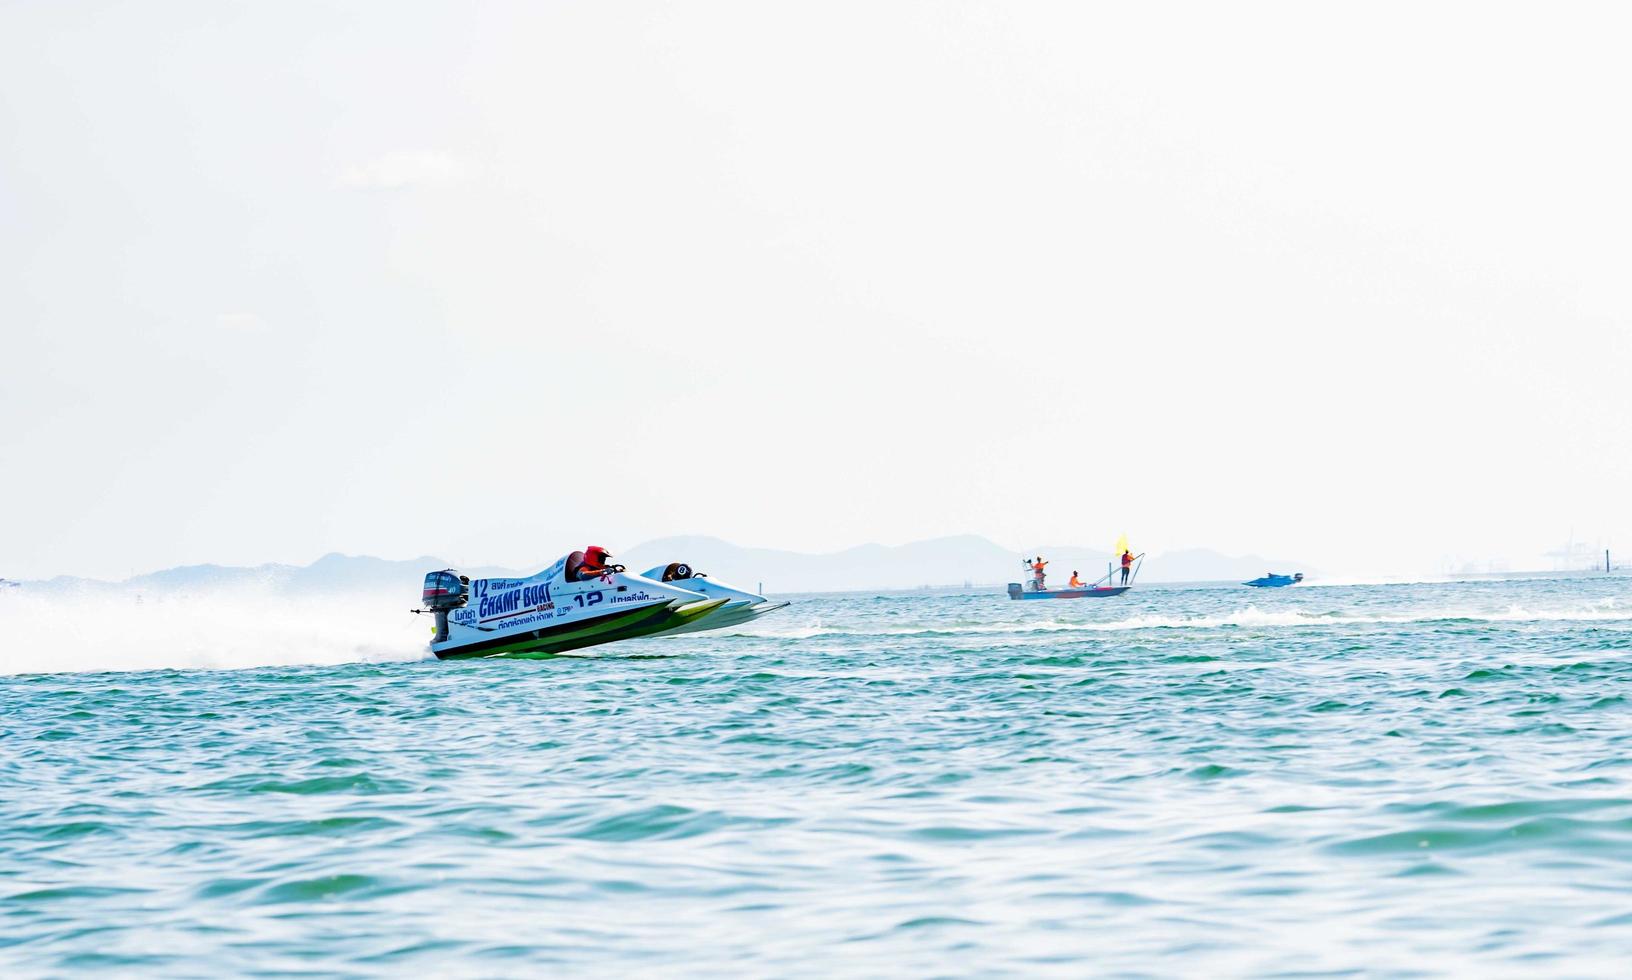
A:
0,588,429,677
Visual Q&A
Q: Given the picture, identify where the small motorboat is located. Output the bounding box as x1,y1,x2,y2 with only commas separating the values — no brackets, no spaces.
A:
1007,582,1129,600
639,562,788,636
419,551,731,660
1244,572,1304,588
1007,553,1143,600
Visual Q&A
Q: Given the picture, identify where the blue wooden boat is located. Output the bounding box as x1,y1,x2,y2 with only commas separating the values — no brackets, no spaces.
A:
1244,572,1304,588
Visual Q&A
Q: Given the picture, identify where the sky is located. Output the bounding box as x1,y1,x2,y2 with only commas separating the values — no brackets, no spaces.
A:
2,1,1629,581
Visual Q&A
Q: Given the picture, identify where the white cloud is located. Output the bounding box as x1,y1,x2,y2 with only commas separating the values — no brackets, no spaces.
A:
338,149,467,190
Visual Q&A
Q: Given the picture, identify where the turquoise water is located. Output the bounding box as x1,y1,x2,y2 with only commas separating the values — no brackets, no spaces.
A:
4,576,1632,975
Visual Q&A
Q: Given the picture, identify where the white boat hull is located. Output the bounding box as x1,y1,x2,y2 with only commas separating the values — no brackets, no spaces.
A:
428,555,724,659
639,565,788,637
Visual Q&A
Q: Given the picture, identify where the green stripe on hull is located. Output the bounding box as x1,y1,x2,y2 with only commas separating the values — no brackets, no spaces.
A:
487,604,683,658
433,598,730,660
434,603,672,660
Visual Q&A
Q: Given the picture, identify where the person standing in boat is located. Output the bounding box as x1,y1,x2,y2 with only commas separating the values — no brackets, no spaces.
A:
1030,556,1048,591
1120,549,1134,585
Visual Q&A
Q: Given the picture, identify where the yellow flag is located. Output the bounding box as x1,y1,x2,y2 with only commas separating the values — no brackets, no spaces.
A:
1113,533,1130,556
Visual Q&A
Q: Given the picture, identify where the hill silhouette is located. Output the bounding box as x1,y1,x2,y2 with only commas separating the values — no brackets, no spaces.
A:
16,537,1314,595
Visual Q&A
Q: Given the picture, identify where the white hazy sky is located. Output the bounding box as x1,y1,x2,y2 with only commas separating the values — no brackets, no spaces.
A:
3,1,1629,580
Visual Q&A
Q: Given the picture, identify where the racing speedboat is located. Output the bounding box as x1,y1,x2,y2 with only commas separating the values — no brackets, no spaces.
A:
639,563,788,636
419,551,729,660
1244,572,1304,588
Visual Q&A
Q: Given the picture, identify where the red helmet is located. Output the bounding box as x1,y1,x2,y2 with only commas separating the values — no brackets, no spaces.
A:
585,546,611,561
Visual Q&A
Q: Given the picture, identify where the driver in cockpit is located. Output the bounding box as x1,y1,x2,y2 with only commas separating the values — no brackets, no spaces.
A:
575,546,614,580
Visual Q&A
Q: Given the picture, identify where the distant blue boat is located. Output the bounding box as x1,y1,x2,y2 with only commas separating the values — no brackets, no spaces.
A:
1244,572,1304,588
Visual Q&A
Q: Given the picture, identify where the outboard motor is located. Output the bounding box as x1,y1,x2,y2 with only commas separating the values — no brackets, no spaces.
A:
1293,572,1305,583
421,569,469,643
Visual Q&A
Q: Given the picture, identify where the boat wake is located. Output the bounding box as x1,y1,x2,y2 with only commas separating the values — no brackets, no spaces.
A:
0,590,430,677
7,587,1625,677
736,601,1631,640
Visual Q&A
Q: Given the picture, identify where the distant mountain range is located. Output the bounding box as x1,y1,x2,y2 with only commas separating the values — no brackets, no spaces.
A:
620,536,1314,591
19,553,487,598
14,536,1315,596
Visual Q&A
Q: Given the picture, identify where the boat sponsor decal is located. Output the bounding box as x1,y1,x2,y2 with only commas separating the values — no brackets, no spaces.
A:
477,609,554,630
477,587,524,619
470,579,559,620
456,559,661,632
468,588,659,627
456,592,661,639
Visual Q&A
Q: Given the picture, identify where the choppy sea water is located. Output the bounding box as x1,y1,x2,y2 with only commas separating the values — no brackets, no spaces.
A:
4,575,1632,976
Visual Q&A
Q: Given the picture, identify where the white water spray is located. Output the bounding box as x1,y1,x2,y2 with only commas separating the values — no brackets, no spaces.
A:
0,588,430,677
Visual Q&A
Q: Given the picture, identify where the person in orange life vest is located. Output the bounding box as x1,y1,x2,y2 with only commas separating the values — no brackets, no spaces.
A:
577,545,614,581
1030,556,1048,590
1069,570,1086,589
1120,549,1134,585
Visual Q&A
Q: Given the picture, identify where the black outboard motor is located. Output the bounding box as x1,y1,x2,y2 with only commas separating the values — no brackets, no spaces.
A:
422,570,469,643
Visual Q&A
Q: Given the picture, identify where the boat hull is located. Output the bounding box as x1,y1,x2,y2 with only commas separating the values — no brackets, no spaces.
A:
1007,583,1129,600
637,566,789,637
432,597,729,660
652,599,791,637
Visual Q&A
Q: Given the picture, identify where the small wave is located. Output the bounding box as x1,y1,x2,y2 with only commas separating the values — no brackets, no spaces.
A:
7,586,1626,676
562,804,793,843
1329,813,1632,856
732,603,1632,640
